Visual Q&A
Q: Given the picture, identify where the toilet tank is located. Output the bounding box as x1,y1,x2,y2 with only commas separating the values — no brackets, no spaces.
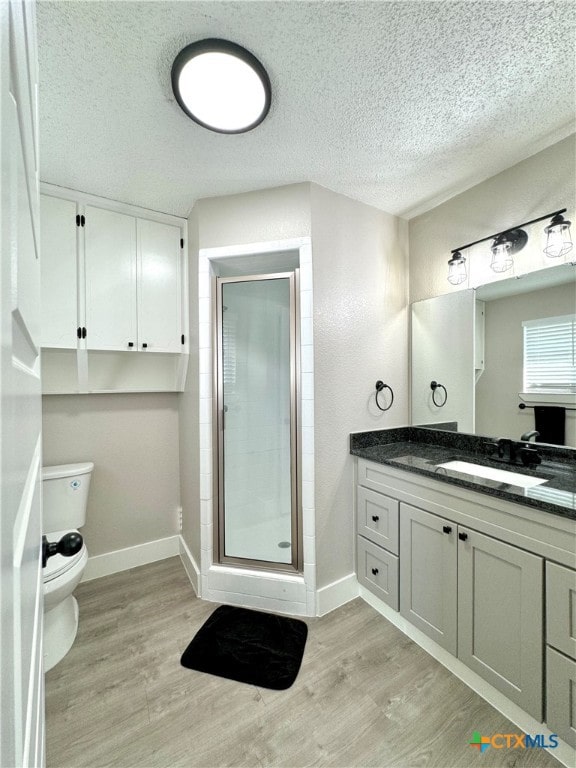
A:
42,462,94,533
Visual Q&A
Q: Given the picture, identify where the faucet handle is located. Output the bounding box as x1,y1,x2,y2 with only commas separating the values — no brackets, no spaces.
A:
484,442,500,456
519,446,541,468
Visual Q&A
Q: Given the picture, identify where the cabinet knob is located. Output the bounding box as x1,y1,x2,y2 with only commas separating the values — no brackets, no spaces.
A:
371,515,380,522
443,525,452,534
128,342,134,348
458,532,468,542
371,567,379,576
142,343,148,349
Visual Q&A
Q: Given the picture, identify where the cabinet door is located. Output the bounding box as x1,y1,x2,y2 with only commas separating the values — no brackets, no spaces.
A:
547,646,576,749
400,504,457,654
40,195,78,347
84,205,137,350
546,561,576,660
137,219,182,352
458,528,543,720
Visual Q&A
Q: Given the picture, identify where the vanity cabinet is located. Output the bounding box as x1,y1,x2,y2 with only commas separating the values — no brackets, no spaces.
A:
545,562,576,747
39,186,188,392
399,503,543,719
355,457,576,735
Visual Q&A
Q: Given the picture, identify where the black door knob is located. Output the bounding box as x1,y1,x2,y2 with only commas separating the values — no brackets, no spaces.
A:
42,532,83,568
371,515,380,522
443,525,452,534
371,567,379,576
458,532,468,542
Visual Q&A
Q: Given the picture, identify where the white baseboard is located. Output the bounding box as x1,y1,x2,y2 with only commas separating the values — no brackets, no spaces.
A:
360,585,575,768
316,573,359,616
178,535,200,596
82,535,180,582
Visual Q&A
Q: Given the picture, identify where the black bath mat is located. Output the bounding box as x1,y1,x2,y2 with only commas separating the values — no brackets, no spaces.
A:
180,605,308,690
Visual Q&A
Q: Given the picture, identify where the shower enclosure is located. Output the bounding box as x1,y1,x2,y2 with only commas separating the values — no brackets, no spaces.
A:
214,271,301,571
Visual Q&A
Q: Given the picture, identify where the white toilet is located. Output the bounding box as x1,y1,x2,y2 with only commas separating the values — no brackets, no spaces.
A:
42,461,94,672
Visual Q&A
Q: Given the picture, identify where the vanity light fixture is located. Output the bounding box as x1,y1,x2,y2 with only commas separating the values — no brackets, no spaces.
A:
544,212,573,258
447,250,467,285
446,207,572,284
171,39,271,134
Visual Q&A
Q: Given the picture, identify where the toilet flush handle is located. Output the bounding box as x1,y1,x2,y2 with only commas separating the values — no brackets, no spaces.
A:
42,532,83,569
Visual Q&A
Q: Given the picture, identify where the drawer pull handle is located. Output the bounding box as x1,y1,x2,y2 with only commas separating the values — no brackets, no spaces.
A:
371,567,379,576
443,525,452,534
458,532,468,542
371,515,380,522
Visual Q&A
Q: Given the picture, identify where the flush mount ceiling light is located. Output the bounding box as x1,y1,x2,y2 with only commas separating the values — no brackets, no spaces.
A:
171,39,271,134
446,208,573,284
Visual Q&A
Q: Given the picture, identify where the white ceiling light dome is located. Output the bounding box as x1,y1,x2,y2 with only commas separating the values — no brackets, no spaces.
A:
171,39,271,134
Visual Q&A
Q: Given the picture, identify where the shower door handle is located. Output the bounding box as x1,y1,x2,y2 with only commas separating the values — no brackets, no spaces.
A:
222,405,228,430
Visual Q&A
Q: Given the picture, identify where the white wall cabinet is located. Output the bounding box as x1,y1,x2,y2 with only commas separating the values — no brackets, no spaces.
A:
40,194,79,348
39,185,188,392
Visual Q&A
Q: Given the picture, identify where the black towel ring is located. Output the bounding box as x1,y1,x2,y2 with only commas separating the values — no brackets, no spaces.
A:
430,380,448,407
375,381,394,412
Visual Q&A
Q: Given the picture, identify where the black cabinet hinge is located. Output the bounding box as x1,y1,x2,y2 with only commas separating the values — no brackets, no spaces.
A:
180,238,184,248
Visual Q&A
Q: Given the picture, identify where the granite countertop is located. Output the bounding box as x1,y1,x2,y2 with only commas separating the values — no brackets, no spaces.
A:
350,426,576,521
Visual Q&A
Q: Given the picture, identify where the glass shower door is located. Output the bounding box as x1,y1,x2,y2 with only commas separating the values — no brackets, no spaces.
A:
216,272,298,568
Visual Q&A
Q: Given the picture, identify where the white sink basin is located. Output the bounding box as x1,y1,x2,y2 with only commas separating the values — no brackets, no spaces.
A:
437,460,548,489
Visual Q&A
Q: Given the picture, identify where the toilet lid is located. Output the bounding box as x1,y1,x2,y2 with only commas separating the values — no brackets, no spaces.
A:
43,530,86,582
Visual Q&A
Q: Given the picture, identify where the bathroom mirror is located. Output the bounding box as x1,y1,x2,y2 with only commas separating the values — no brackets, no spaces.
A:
410,262,576,448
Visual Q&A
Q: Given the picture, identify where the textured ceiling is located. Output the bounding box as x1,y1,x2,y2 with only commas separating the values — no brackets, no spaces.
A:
37,0,575,219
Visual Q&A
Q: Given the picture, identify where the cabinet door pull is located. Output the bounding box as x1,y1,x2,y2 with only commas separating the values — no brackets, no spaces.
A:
371,515,380,522
458,532,468,542
142,343,148,349
81,326,86,339
443,525,452,534
371,567,379,576
128,342,134,348
76,326,81,339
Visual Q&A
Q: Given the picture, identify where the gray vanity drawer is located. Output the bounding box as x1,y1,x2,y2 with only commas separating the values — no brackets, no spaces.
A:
357,536,399,610
546,646,576,748
356,486,399,554
547,561,576,660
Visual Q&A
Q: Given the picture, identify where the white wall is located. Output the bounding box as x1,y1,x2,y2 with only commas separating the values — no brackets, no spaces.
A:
42,393,180,557
409,135,576,304
476,283,576,447
310,183,409,589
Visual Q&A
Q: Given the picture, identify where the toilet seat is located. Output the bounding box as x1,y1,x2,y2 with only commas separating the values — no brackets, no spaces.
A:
43,529,86,582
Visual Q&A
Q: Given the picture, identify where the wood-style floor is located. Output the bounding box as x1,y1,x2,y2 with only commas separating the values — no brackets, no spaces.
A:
45,557,559,768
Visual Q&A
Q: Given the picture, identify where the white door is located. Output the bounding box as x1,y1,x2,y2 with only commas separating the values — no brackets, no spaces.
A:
0,1,45,767
40,195,79,348
84,205,137,351
137,218,182,352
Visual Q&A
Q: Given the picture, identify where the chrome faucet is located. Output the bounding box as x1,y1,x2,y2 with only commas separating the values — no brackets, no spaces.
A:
520,430,540,443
